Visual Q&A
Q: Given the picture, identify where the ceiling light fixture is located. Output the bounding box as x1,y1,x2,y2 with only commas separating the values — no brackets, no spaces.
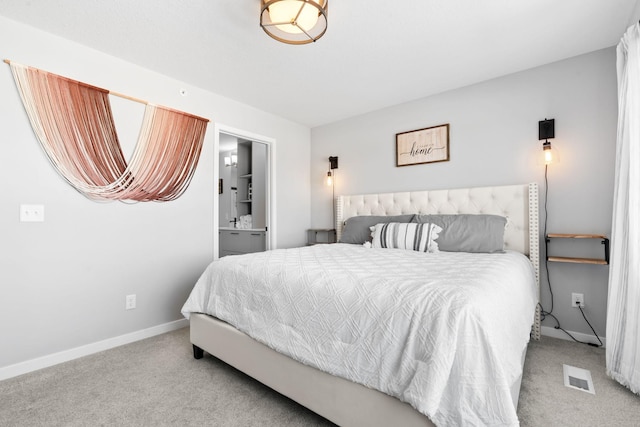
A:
260,0,328,45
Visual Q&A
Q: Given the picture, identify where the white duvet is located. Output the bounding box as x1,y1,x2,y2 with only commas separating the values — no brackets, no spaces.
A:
181,243,537,426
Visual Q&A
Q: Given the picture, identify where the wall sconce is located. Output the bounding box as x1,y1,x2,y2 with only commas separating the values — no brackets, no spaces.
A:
327,156,338,227
260,0,329,45
539,118,555,165
224,154,238,167
326,156,338,186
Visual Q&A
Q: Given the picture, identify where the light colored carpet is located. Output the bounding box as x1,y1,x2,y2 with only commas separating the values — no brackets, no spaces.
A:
518,336,640,426
1,327,639,426
0,328,332,426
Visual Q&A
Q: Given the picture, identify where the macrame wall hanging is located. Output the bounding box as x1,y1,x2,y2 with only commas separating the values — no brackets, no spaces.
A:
5,60,209,202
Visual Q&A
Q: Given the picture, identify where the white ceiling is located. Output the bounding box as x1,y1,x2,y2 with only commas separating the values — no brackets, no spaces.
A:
0,0,638,128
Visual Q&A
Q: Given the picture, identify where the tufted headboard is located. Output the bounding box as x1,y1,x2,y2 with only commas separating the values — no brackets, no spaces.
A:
336,183,541,339
336,183,538,256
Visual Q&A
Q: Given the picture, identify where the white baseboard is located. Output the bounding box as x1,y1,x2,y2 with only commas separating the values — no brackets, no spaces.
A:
0,318,189,382
541,325,606,348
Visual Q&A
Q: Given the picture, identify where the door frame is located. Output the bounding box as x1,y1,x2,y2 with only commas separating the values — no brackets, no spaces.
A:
213,123,276,259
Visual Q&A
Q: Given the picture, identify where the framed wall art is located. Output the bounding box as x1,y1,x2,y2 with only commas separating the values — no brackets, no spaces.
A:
396,123,450,167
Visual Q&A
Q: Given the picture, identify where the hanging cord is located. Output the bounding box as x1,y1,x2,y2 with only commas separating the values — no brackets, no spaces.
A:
543,164,554,314
540,164,603,347
332,169,336,228
579,306,604,347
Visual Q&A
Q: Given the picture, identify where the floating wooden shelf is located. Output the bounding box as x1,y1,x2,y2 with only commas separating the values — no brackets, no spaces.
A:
547,256,608,265
547,233,607,240
546,233,609,265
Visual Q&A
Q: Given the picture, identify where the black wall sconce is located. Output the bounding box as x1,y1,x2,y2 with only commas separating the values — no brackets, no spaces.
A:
326,156,338,227
539,118,555,165
326,156,338,186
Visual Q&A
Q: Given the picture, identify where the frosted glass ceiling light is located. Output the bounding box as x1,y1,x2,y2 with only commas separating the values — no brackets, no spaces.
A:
261,0,328,45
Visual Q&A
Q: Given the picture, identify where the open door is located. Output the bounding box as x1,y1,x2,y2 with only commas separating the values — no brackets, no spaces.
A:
215,126,275,259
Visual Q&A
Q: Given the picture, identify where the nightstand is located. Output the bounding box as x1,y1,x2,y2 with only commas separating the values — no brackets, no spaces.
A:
307,229,337,245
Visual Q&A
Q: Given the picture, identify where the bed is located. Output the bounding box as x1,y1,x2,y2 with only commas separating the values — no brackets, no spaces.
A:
182,183,541,427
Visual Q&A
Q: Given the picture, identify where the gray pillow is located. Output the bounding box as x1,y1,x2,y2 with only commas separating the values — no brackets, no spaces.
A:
413,214,507,253
340,214,415,244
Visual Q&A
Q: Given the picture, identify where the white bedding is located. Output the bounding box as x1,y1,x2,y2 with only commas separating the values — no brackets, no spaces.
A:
181,243,537,426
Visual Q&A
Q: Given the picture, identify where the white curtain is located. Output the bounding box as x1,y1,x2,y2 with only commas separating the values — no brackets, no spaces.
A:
607,23,640,394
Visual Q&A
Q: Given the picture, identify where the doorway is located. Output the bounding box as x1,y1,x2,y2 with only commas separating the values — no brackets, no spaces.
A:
214,125,275,259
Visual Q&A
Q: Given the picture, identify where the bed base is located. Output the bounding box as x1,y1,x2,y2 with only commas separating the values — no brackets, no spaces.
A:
191,313,525,427
190,313,436,427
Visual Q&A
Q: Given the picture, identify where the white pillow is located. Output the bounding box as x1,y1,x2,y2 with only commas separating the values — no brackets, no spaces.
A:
370,222,442,253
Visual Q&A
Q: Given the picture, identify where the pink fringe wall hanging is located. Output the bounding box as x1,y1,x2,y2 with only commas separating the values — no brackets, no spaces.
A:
7,60,209,202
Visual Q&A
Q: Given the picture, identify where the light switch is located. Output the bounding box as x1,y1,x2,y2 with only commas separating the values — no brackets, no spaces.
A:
20,204,45,222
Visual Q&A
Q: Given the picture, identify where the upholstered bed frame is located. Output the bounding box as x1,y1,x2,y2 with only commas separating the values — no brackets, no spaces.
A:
190,182,540,427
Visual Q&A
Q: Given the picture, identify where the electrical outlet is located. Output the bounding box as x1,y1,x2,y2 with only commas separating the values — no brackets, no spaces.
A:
572,293,585,308
125,294,136,310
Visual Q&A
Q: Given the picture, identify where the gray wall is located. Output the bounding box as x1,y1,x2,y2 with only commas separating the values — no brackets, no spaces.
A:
0,16,310,370
311,48,617,339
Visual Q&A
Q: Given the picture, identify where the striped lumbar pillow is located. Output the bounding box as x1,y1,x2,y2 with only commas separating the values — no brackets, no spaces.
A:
370,222,442,253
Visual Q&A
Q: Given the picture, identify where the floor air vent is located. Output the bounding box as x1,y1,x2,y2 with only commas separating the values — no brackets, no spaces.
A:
563,364,595,395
